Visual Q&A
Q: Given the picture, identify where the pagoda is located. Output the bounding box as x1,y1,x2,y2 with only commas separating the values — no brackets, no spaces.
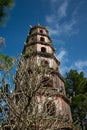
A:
4,24,74,130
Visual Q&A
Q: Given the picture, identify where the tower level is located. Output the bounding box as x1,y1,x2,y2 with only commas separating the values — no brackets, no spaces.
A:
14,24,73,130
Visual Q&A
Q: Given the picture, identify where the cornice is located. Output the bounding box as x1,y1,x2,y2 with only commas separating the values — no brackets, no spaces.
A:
23,42,55,53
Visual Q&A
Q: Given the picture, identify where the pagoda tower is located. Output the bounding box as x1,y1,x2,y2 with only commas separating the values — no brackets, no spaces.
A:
14,24,73,130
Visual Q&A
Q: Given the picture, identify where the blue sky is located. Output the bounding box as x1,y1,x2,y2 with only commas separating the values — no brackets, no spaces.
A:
0,0,87,76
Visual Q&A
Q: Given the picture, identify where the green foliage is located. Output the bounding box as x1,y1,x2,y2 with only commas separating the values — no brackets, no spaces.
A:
65,69,87,129
0,0,14,24
0,54,13,72
0,0,13,7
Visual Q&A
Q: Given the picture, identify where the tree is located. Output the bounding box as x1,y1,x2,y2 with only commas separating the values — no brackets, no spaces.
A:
0,0,14,69
65,69,87,130
0,41,14,127
0,0,14,24
0,55,75,130
0,0,14,72
0,54,13,72
0,0,16,125
0,54,14,128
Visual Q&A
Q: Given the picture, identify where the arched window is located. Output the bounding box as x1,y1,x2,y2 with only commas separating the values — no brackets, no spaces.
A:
41,47,46,53
44,60,49,65
31,37,34,41
44,101,56,116
41,60,49,67
40,29,43,33
40,37,45,42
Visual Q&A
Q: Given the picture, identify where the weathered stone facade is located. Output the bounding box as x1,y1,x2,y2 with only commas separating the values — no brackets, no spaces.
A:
3,24,74,130
21,24,73,129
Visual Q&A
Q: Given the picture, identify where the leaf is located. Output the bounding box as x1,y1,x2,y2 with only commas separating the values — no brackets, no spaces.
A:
0,54,13,72
65,69,87,125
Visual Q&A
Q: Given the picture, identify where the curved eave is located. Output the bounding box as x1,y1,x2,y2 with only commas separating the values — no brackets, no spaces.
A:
23,41,55,53
51,70,65,83
29,25,48,34
23,51,60,66
27,32,52,44
36,51,60,65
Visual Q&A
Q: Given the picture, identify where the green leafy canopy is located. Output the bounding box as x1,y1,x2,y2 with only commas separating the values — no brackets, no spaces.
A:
65,69,87,129
0,0,14,24
0,54,13,72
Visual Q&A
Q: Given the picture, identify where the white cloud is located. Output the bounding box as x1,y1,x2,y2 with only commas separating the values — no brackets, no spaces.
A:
56,50,87,76
45,0,87,76
60,66,70,75
45,0,78,37
59,60,87,76
47,26,60,36
0,37,5,44
58,0,68,19
46,0,69,22
56,49,67,62
47,19,77,36
63,20,76,32
46,15,55,24
68,60,87,77
75,60,87,70
56,49,69,74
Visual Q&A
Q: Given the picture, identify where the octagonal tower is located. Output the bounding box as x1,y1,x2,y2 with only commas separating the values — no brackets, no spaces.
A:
15,24,73,130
